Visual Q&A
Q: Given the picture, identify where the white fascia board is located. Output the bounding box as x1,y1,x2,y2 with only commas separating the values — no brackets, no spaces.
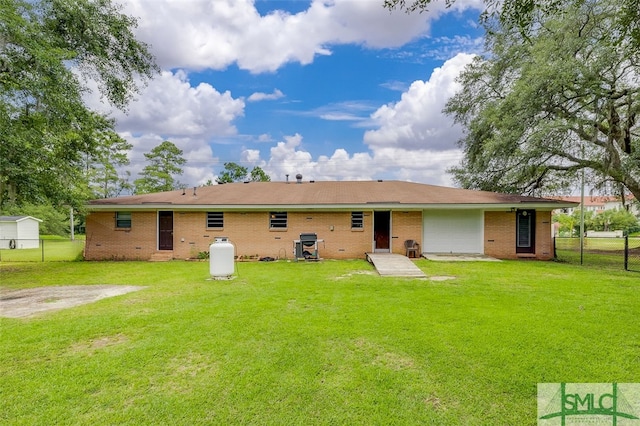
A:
14,216,43,223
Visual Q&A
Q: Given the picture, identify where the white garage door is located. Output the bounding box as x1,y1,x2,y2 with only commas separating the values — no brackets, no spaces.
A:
422,210,484,253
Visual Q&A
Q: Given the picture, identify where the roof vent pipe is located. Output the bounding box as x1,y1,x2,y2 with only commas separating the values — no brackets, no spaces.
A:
296,174,303,184
286,174,289,184
193,186,197,196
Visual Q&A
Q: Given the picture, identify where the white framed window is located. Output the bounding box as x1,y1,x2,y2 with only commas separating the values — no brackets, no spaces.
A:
115,211,132,228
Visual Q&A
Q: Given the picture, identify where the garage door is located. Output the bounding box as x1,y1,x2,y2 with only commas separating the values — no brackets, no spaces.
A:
423,210,483,253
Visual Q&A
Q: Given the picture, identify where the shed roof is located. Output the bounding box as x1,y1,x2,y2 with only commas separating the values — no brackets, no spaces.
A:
88,180,577,211
0,216,43,222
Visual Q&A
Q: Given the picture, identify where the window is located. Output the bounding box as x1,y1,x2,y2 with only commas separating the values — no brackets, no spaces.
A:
516,210,535,254
115,211,132,228
351,211,364,229
206,212,224,228
269,211,287,229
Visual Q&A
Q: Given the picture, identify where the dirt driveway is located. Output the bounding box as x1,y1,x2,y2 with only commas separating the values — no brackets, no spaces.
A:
0,285,146,318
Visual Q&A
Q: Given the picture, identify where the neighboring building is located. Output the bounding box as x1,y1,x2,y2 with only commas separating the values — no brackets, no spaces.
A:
84,180,577,261
555,195,639,216
0,216,42,249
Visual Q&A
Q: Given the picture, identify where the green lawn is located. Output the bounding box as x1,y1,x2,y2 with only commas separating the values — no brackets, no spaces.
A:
1,260,638,425
555,237,640,270
0,236,84,262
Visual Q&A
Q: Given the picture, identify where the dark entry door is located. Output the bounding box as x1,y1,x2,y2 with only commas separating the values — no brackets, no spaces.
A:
158,211,173,250
374,211,391,252
516,210,535,254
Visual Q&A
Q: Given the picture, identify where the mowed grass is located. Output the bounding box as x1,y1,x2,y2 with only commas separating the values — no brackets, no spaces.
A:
0,236,84,262
1,260,638,425
555,237,640,270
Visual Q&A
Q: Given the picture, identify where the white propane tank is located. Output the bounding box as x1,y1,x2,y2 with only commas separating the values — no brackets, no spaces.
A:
209,237,235,278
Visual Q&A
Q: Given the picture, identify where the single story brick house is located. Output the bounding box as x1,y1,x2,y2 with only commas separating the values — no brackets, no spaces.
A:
84,180,577,261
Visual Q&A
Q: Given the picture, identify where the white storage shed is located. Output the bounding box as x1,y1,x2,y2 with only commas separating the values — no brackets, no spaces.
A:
0,216,42,249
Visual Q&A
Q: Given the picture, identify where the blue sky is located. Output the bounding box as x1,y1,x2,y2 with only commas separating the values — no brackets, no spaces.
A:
88,0,486,188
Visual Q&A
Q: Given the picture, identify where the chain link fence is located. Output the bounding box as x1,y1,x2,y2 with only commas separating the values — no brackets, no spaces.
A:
554,236,640,272
0,239,85,262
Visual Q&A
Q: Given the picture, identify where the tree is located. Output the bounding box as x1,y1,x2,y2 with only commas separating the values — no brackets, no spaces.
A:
134,141,186,194
217,162,248,183
82,114,133,199
553,212,579,237
250,166,271,182
441,0,640,201
217,163,271,183
383,0,640,49
592,209,639,232
0,0,158,209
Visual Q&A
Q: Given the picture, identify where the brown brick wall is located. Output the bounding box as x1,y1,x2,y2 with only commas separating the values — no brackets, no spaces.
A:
85,211,158,260
535,211,553,260
85,210,384,260
484,211,515,259
390,211,423,255
85,209,552,261
171,211,375,260
484,211,553,260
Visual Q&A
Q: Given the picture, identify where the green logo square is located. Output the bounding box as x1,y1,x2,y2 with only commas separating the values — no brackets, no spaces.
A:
538,383,640,425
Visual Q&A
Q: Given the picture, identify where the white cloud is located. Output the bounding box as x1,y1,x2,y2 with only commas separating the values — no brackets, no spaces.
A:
118,0,483,73
371,147,463,186
83,70,245,190
431,35,484,59
237,134,461,186
247,89,285,102
241,149,263,164
382,35,484,64
235,53,475,186
240,134,375,181
107,70,244,138
84,70,244,141
380,80,409,92
296,101,378,123
364,53,476,152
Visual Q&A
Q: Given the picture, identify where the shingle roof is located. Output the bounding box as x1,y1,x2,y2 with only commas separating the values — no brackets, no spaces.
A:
88,180,577,210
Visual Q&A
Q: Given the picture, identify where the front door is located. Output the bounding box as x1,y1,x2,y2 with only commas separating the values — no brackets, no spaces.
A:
374,211,391,252
158,211,173,250
516,209,535,254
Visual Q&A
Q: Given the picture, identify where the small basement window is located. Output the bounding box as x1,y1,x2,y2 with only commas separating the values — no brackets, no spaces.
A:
269,212,287,229
351,211,364,229
115,211,132,228
206,212,224,228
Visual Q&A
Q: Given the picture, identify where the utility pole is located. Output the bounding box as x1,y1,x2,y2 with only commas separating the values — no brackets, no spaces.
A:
580,167,584,265
70,207,75,241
